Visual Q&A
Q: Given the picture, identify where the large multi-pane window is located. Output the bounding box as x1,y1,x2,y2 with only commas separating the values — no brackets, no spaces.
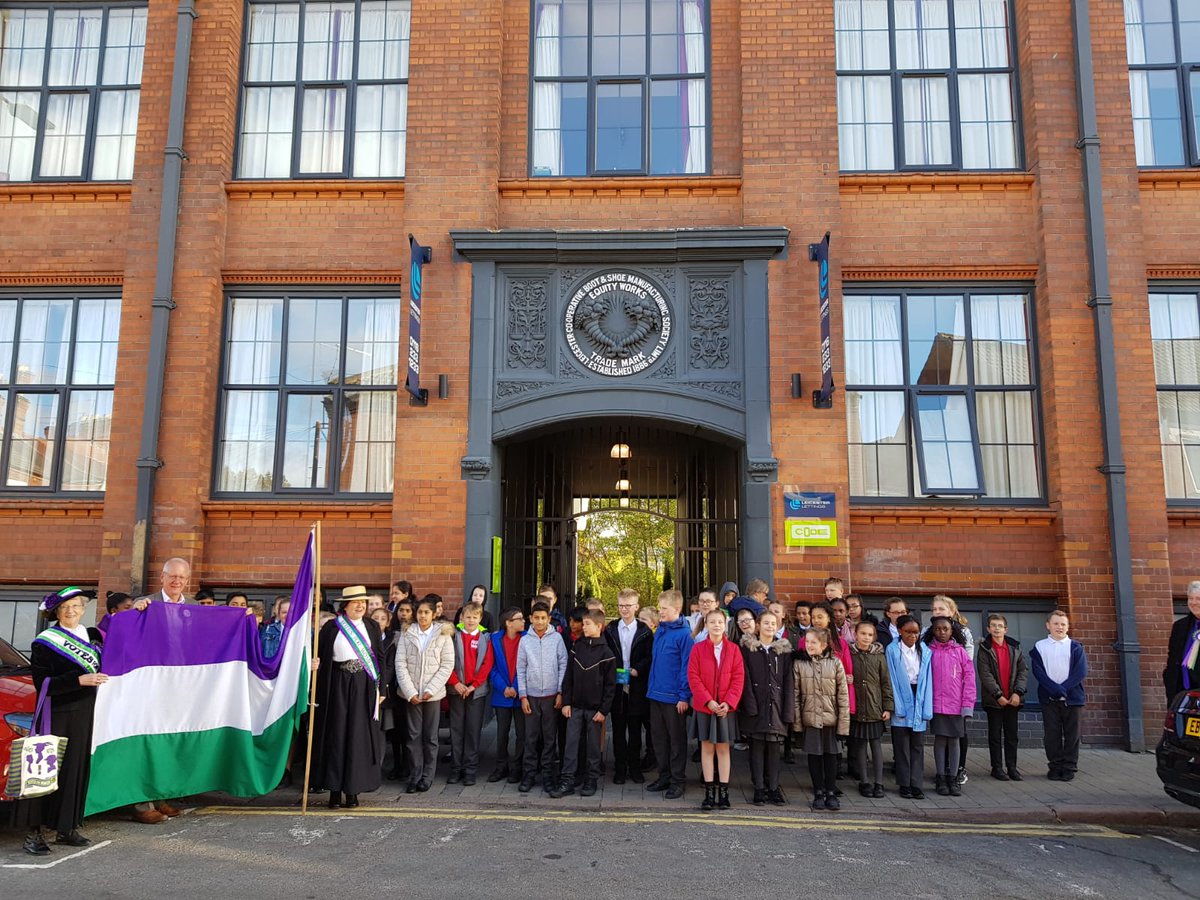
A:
216,293,399,496
237,0,410,179
0,294,119,493
835,0,1019,172
530,0,709,177
1124,0,1200,167
0,5,145,182
844,289,1041,500
1151,289,1200,499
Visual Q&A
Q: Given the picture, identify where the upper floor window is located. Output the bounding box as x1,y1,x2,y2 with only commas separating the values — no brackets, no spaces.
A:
0,294,119,493
1124,0,1200,167
1151,289,1200,499
236,0,410,179
530,0,709,177
0,5,145,182
844,288,1041,501
215,292,399,496
835,0,1020,172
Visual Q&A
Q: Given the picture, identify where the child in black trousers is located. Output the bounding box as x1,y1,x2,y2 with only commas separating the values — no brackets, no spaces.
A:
552,610,616,798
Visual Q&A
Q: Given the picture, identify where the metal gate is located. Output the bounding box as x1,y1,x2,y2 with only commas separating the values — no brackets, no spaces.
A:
500,421,740,609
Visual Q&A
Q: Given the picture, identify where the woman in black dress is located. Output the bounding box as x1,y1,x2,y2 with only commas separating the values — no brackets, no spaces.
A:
15,587,108,855
312,586,385,809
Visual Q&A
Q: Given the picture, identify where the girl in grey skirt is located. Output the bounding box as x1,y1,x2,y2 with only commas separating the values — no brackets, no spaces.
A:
687,609,745,812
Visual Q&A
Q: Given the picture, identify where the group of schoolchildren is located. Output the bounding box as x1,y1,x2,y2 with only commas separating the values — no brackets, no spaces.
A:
384,577,1090,812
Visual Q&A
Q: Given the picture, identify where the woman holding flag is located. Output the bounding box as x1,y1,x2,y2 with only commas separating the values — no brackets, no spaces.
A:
312,586,386,809
15,587,108,855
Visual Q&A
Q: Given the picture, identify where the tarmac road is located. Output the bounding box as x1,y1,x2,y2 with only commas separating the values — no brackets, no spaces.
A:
2,804,1198,899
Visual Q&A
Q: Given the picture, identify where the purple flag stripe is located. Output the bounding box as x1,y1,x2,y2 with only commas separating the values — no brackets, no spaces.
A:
100,534,315,680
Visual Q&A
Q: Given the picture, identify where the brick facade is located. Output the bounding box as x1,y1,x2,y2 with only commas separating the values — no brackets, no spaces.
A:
0,0,1195,746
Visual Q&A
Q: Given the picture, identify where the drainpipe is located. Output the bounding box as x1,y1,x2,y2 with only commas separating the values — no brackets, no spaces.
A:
1070,0,1144,752
130,0,195,596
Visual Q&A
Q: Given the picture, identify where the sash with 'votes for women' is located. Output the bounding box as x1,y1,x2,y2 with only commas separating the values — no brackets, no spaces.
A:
34,625,100,674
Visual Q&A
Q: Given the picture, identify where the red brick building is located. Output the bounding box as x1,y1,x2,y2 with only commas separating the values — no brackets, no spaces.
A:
0,0,1197,749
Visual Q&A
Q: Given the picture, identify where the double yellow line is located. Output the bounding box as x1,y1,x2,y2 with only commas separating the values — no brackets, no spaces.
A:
195,805,1129,839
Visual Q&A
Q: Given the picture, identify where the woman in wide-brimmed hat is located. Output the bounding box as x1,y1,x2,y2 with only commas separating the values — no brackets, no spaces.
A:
14,587,108,855
311,586,386,809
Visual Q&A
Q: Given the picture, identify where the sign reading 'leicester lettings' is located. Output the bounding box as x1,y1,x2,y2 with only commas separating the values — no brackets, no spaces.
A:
564,271,671,377
784,491,836,518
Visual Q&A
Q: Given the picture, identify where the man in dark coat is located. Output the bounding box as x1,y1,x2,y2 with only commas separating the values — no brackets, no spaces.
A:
604,588,653,784
1164,580,1200,701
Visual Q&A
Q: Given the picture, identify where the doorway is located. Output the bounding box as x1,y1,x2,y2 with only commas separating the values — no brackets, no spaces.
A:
500,420,740,610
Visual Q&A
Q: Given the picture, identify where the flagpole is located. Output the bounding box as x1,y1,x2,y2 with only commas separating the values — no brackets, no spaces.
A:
301,521,321,814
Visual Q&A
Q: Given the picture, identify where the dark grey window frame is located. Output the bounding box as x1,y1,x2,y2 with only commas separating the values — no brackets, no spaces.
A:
1125,0,1200,169
0,289,119,497
0,2,146,183
835,0,1025,173
233,0,409,181
1152,284,1200,505
213,287,400,500
526,0,713,178
845,283,1047,506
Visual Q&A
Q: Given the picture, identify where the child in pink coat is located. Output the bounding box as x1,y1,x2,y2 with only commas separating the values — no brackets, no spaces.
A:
924,615,976,796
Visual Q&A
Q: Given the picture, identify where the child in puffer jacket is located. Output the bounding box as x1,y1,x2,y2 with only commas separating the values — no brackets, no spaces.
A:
924,615,976,796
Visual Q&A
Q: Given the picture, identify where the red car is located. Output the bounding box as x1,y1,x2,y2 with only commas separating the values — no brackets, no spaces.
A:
0,635,36,798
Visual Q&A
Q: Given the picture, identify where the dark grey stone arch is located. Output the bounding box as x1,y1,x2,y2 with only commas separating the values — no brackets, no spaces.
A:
451,227,789,602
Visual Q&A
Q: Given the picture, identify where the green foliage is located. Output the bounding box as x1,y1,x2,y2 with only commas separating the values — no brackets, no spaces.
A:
575,504,675,617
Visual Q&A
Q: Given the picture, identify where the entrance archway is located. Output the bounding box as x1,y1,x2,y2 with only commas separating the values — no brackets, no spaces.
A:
500,420,739,609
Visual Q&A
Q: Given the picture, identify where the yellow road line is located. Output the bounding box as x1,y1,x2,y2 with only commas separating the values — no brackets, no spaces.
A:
194,805,1129,839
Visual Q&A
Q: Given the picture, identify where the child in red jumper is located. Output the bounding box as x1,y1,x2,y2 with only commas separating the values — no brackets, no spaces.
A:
447,602,493,785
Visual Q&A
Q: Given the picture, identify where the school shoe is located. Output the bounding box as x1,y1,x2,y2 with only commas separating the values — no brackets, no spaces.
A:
405,782,420,794
1060,770,1076,782
613,772,627,785
824,791,841,811
752,788,767,806
23,831,50,856
580,780,598,797
507,771,523,784
717,783,731,810
487,767,508,783
935,776,951,796
872,783,885,798
55,830,91,847
898,785,913,799
447,770,463,785
1047,768,1062,781
415,779,432,792
858,782,874,798
344,794,359,808
1007,768,1023,781
991,767,1010,781
664,785,685,800
810,790,827,811
518,777,535,793
327,791,342,809
948,780,962,797
768,788,787,806
909,787,926,799
549,780,574,799
701,781,717,812
645,777,670,792
955,767,968,785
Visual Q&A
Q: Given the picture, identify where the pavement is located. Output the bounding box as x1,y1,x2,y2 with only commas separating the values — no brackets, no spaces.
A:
155,738,1200,829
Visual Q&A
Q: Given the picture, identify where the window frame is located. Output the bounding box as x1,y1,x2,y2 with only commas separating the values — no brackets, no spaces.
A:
0,2,146,183
212,287,400,500
844,283,1047,506
834,0,1025,173
526,0,714,178
0,289,120,497
1124,0,1200,169
1151,284,1200,505
232,0,411,181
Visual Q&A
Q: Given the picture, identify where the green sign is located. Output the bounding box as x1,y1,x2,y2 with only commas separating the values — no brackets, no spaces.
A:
491,536,503,593
784,519,838,548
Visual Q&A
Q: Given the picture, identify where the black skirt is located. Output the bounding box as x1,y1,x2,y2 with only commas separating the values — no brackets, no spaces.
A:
313,667,384,795
849,719,884,741
12,695,95,835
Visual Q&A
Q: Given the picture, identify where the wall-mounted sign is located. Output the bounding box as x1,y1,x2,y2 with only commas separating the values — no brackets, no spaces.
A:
808,232,835,409
564,271,671,377
785,519,838,548
491,535,503,594
784,491,836,518
405,234,433,405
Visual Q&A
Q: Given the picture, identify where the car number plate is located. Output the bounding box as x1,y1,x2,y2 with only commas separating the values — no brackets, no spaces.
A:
1186,716,1200,738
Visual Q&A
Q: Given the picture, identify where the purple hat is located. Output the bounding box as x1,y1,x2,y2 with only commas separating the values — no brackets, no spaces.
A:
40,586,96,614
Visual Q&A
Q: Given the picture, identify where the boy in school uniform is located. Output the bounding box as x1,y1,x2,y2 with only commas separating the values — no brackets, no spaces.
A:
518,601,568,792
646,589,694,799
976,613,1028,781
1030,610,1088,781
605,587,653,784
446,601,493,786
552,610,617,798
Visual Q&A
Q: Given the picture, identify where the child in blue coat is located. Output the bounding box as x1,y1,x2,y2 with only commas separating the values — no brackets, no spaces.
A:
488,607,525,783
885,615,933,799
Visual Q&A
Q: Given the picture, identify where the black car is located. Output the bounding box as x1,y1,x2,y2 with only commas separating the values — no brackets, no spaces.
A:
1156,688,1200,809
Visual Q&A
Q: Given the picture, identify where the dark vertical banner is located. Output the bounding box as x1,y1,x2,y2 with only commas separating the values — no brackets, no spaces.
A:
405,234,433,405
809,232,835,408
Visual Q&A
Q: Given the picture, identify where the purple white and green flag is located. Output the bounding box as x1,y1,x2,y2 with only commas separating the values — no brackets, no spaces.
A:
85,532,315,816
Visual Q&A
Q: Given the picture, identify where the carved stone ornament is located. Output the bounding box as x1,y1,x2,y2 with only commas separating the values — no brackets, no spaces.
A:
689,277,730,369
746,457,779,483
460,456,493,480
564,271,672,377
693,380,741,399
506,279,548,369
496,380,547,399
